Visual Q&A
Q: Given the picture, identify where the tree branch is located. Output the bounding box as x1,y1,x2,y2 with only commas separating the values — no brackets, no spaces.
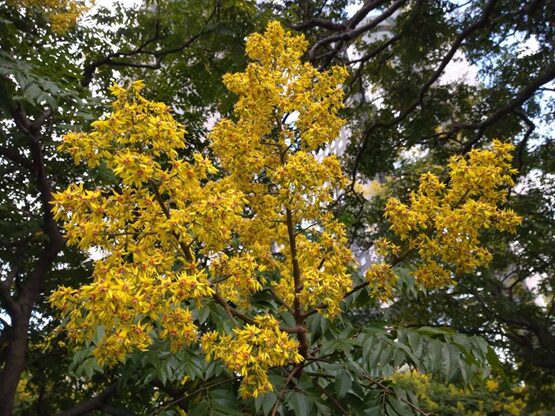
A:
351,0,499,182
515,110,535,172
347,0,389,29
308,0,407,61
0,283,18,318
361,374,431,415
291,18,347,31
312,378,349,414
271,364,303,416
459,61,555,151
56,384,118,416
303,249,411,319
0,146,34,170
0,103,63,415
81,3,217,87
150,377,240,416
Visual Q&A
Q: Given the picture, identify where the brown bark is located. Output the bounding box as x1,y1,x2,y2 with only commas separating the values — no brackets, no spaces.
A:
0,106,64,416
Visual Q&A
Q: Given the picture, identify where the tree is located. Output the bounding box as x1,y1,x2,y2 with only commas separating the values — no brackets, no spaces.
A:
1,0,553,414
49,22,521,415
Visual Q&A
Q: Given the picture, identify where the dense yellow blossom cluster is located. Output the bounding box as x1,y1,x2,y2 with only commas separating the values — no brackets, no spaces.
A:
50,81,227,367
50,22,352,397
371,140,521,291
365,264,398,302
210,21,352,318
8,0,92,32
202,315,303,398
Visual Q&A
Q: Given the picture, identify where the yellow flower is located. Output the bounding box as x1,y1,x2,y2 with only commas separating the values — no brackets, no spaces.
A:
379,140,522,296
202,315,302,397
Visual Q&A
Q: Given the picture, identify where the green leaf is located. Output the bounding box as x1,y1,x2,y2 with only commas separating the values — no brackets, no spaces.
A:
486,345,502,373
428,339,442,374
288,391,310,416
442,343,460,382
388,397,412,416
368,341,383,370
157,364,168,386
198,305,210,324
379,345,394,369
459,360,471,384
365,405,382,416
363,335,375,357
78,356,101,379
418,326,452,336
385,403,400,415
262,392,277,415
407,331,422,357
210,389,239,410
335,372,352,398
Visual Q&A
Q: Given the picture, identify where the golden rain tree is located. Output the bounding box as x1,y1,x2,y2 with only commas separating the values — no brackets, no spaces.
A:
50,22,521,415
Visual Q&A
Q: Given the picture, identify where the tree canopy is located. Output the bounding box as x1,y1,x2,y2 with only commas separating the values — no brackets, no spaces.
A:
0,1,553,415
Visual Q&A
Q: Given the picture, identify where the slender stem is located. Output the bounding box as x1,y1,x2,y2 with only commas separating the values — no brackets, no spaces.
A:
303,249,412,318
312,379,348,415
281,140,309,357
151,377,240,416
150,182,194,263
361,374,431,416
270,364,303,416
212,293,254,325
151,182,260,327
263,288,294,314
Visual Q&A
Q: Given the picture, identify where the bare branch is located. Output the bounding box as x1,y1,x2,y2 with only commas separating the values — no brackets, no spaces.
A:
0,103,64,415
347,0,389,29
351,0,499,182
459,61,555,151
291,18,347,32
347,33,401,65
81,2,218,87
150,377,240,416
312,378,349,414
308,0,407,61
271,364,303,416
0,146,34,170
361,374,432,415
0,283,18,318
515,110,535,172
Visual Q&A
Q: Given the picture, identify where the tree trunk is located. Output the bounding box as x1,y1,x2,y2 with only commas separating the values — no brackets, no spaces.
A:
0,311,28,416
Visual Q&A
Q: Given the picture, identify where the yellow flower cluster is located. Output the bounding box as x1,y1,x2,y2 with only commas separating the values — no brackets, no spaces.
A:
15,373,36,407
210,21,353,317
209,253,264,309
371,140,521,293
8,0,92,33
51,22,354,397
365,264,398,302
51,81,242,367
50,263,214,366
394,371,526,416
202,315,303,398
